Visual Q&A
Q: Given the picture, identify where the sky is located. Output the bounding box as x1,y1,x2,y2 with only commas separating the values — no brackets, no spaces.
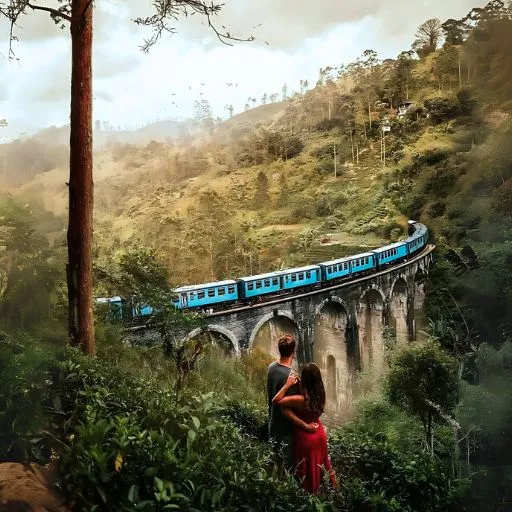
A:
0,0,486,139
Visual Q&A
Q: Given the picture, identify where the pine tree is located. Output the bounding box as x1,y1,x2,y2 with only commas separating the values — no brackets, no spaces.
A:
253,171,270,208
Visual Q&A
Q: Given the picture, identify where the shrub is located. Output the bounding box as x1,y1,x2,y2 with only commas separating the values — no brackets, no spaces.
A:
424,97,460,124
428,201,446,218
329,428,463,512
1,342,332,511
313,118,344,132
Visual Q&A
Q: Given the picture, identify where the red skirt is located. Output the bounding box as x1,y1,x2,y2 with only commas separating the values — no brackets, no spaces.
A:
293,420,332,494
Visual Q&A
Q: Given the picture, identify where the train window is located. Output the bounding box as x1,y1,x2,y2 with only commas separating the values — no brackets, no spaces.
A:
306,271,311,278
188,292,195,299
207,289,215,297
298,273,304,280
328,266,333,273
272,278,279,286
264,279,270,287
256,281,262,289
198,291,205,299
291,274,297,282
247,283,254,291
218,288,225,296
228,286,235,294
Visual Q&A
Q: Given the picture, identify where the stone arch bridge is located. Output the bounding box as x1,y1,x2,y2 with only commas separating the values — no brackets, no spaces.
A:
130,247,434,415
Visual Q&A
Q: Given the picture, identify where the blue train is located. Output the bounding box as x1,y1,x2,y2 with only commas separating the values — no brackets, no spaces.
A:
97,221,428,319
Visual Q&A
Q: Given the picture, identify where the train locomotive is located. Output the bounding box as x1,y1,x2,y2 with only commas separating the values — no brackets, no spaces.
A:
97,220,428,321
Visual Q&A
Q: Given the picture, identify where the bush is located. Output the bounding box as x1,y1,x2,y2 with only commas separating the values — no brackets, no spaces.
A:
1,341,332,511
329,428,464,512
378,220,403,240
424,97,460,124
457,89,477,116
313,118,344,132
428,201,446,218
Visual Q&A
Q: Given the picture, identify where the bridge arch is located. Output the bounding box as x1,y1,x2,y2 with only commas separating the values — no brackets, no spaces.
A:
185,324,240,357
357,287,385,376
413,268,428,340
314,295,349,317
313,299,357,417
390,277,409,344
390,274,408,299
249,310,299,363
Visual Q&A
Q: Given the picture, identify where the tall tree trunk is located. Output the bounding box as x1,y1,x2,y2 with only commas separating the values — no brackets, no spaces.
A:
68,0,94,355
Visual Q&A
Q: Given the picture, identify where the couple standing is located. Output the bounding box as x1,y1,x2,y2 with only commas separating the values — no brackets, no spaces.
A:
266,334,337,494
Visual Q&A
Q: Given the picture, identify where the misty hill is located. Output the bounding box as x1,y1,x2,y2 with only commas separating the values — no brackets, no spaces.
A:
5,1,512,289
32,119,192,148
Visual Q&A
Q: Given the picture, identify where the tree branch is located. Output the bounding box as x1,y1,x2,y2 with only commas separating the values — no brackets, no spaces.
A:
0,0,71,58
133,0,254,53
424,398,461,430
27,2,71,22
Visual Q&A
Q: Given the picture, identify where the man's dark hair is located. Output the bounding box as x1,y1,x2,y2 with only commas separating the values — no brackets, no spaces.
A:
277,333,296,357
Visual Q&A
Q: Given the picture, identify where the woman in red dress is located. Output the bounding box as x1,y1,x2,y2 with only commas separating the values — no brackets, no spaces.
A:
272,363,337,494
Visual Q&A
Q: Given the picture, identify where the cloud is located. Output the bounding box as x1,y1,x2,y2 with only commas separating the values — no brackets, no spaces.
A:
117,0,486,51
0,0,490,138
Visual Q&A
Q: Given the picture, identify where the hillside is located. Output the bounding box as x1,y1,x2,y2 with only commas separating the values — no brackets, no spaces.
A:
4,7,512,291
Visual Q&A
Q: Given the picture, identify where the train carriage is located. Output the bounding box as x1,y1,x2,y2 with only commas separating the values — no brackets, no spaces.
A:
373,241,408,267
96,296,125,321
175,280,238,309
237,272,283,299
99,221,429,319
349,252,377,274
281,265,321,292
407,223,428,255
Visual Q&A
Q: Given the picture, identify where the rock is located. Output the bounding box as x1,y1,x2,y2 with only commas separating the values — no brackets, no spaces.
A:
0,463,67,512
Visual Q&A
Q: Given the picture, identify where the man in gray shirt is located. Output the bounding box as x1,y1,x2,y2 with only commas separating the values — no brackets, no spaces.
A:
267,333,300,467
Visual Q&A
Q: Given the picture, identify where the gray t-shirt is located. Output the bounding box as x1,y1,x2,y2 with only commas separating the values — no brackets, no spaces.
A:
267,362,299,443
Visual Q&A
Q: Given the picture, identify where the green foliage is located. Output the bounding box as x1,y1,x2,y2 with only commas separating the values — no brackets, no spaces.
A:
95,243,175,315
0,336,58,462
456,342,512,511
329,428,463,512
1,340,331,511
492,178,512,214
0,196,66,332
423,97,460,124
253,170,270,208
386,341,459,451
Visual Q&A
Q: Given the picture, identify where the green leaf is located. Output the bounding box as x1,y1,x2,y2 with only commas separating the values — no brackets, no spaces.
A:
128,485,137,503
191,415,200,430
154,476,164,492
187,429,196,446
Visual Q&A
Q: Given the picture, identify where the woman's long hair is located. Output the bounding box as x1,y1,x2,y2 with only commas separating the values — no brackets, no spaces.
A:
300,363,326,417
